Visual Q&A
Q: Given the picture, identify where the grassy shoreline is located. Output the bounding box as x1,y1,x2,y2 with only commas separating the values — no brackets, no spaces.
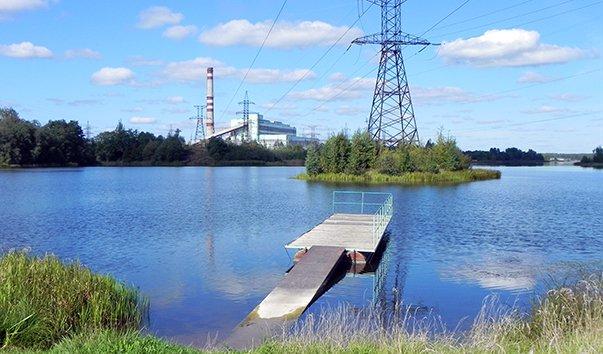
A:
296,168,501,185
3,253,601,353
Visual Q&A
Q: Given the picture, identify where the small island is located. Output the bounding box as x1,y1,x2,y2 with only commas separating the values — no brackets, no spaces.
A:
297,131,501,185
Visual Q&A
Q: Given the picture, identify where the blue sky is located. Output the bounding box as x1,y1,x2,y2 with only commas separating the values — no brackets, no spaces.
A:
1,0,601,152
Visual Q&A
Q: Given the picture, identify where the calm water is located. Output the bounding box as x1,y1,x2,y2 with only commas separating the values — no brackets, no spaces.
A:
1,166,602,345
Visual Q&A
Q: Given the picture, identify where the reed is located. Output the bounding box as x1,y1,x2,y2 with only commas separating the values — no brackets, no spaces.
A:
260,274,603,353
296,168,501,185
0,251,147,350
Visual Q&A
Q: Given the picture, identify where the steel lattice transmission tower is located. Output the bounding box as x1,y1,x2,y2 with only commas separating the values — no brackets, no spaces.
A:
189,104,206,143
236,91,257,142
353,0,436,147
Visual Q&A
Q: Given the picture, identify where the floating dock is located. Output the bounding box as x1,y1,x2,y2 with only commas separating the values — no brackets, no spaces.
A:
224,191,393,349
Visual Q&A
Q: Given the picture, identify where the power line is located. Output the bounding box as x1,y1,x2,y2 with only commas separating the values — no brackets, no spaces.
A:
218,0,288,122
265,2,374,114
434,0,536,31
431,0,593,39
459,111,601,133
418,0,473,37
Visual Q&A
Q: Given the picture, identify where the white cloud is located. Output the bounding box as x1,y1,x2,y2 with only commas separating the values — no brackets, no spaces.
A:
0,41,52,58
162,57,224,82
127,56,164,66
64,48,101,59
165,96,185,104
137,6,183,29
163,25,197,40
335,106,364,116
439,29,588,67
522,105,570,115
413,86,477,104
91,67,135,86
290,76,374,101
0,0,50,13
517,71,552,84
162,56,315,84
199,19,363,49
130,116,156,124
549,93,586,102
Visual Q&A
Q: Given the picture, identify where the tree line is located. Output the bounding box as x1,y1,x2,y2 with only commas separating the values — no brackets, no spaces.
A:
578,146,603,165
464,147,544,165
0,108,306,167
305,131,471,176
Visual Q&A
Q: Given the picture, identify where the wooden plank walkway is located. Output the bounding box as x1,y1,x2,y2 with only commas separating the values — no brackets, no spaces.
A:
224,246,346,349
286,213,386,253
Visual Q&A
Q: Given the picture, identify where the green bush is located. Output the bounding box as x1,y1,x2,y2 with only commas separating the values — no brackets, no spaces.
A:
0,252,146,350
376,149,401,175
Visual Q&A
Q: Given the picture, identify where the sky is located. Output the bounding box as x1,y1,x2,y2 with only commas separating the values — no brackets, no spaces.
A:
0,0,601,152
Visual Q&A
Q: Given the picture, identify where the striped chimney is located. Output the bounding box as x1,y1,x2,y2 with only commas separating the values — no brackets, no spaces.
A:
206,67,215,136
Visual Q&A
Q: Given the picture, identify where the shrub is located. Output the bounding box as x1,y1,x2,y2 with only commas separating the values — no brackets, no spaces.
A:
0,252,146,350
376,149,401,175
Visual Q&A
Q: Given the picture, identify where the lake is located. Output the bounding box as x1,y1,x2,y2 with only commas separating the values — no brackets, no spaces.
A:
0,166,601,345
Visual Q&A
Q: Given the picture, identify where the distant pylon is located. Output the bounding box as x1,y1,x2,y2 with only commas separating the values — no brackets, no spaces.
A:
353,0,437,147
85,121,91,140
189,104,206,143
236,91,257,142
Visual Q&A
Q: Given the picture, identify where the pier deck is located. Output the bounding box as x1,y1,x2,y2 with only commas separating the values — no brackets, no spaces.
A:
286,213,381,252
286,192,393,253
224,246,347,349
224,192,394,349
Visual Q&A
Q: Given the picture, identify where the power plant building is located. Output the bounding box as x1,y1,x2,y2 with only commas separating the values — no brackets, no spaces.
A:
226,114,318,148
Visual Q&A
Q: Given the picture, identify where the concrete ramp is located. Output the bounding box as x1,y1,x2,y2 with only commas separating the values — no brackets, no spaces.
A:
224,246,346,349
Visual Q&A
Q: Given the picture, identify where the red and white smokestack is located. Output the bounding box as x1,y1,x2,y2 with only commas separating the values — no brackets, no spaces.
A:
206,67,215,136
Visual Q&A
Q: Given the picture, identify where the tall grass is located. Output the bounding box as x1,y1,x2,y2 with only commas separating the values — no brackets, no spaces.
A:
2,251,599,353
0,251,147,350
296,168,501,185
259,274,603,353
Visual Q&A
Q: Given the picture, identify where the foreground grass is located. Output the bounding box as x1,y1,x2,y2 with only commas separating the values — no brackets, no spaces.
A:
2,252,600,353
0,252,146,350
296,168,501,185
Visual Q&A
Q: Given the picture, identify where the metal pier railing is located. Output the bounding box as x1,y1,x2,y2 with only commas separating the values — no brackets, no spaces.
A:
332,191,393,250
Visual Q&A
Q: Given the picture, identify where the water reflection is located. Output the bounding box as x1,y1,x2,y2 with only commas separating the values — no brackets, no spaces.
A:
440,251,539,293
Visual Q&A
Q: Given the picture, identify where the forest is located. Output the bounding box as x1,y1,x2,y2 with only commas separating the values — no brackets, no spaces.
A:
0,108,305,167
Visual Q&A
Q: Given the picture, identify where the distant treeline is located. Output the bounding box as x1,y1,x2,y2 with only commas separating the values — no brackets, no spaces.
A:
576,146,603,168
464,147,545,166
0,108,305,167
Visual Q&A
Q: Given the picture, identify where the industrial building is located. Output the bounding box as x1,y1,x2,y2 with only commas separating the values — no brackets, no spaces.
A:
225,114,318,148
201,67,318,148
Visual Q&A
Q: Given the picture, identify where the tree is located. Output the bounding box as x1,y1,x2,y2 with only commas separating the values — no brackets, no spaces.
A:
320,133,350,173
207,138,229,160
397,145,415,173
376,149,401,175
155,130,187,162
593,146,603,163
305,145,322,175
431,132,469,171
347,131,376,175
0,108,37,166
33,120,88,165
